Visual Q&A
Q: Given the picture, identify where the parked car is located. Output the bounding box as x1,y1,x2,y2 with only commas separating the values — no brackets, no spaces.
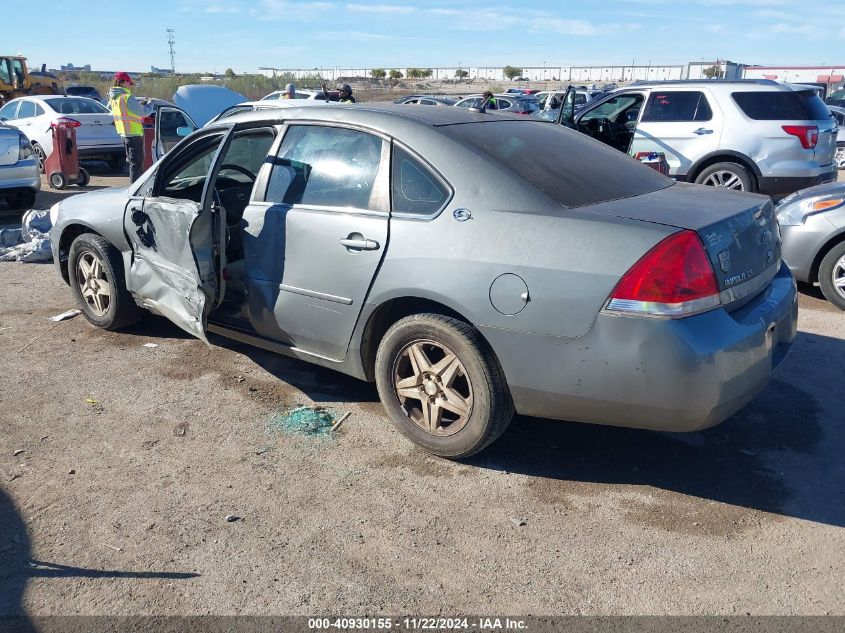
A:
135,98,199,160
173,85,246,127
0,95,125,171
533,89,606,121
49,105,797,457
64,85,103,103
829,105,845,169
826,88,845,108
261,88,328,101
553,79,837,195
778,181,845,310
0,123,40,209
394,95,457,106
206,99,331,125
454,94,539,114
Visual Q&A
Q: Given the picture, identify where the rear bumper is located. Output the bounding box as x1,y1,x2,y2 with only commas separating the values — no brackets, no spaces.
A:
0,160,41,192
481,262,798,432
759,170,837,196
78,145,124,159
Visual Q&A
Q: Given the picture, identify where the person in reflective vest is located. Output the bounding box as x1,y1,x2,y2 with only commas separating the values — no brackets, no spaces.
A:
108,72,144,183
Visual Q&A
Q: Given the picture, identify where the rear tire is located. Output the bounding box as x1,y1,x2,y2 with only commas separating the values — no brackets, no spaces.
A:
375,313,514,459
32,143,46,174
9,190,36,210
77,168,90,187
818,241,845,311
694,162,755,192
68,233,144,330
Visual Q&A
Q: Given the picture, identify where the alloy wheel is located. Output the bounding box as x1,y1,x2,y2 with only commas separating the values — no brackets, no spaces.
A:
33,144,46,173
833,255,845,301
392,340,473,437
701,170,745,190
75,251,112,317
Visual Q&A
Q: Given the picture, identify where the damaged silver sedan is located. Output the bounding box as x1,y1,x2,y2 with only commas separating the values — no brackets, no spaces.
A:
50,105,796,458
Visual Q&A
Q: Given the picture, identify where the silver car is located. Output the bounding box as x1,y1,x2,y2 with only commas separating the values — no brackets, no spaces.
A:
49,105,797,458
778,181,845,310
0,123,40,209
555,80,837,196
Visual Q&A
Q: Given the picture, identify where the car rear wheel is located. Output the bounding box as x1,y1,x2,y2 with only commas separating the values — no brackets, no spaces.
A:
695,162,754,192
818,241,845,311
375,313,514,459
32,143,46,174
68,233,144,329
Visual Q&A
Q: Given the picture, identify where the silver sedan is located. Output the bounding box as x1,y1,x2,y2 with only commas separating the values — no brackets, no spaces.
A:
49,105,796,457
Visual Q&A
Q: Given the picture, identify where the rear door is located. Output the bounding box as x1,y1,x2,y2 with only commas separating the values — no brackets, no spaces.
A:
630,89,722,177
154,105,198,159
123,128,231,341
242,123,390,360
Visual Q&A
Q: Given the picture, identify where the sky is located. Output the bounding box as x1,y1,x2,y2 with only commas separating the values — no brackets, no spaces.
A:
9,0,845,74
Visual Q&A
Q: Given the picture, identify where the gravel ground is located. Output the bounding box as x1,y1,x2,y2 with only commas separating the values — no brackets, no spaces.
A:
0,170,843,617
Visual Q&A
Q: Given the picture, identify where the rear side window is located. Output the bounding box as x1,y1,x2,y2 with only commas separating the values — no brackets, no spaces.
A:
449,120,672,208
392,146,450,216
642,91,712,122
732,90,832,121
17,101,36,118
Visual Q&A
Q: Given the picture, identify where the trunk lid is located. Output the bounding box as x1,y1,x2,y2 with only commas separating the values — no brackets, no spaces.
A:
0,126,20,166
69,113,121,145
588,182,781,298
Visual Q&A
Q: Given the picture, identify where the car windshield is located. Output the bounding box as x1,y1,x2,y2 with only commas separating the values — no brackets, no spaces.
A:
44,97,109,114
449,120,672,207
829,90,845,100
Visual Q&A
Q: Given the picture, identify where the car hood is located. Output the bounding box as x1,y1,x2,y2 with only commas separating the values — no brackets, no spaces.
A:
173,85,246,127
775,180,845,207
55,186,130,224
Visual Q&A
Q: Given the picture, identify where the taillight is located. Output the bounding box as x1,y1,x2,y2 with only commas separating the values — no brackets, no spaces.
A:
18,134,33,160
51,117,81,129
606,230,720,318
782,125,818,150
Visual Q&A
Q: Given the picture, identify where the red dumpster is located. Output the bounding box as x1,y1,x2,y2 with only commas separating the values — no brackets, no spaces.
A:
44,117,90,190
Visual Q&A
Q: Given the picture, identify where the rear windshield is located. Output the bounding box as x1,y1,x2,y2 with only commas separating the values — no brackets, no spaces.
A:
448,120,672,207
732,90,832,121
65,87,96,95
44,97,109,114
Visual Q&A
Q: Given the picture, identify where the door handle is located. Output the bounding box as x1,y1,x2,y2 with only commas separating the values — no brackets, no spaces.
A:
693,128,714,135
339,237,380,251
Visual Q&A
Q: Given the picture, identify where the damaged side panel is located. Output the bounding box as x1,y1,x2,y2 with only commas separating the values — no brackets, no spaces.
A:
124,197,209,342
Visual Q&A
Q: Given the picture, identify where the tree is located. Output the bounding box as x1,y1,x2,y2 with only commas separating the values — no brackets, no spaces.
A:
701,64,724,79
421,68,433,78
503,65,522,81
388,69,403,79
224,68,236,78
455,69,469,79
370,68,386,79
406,67,421,79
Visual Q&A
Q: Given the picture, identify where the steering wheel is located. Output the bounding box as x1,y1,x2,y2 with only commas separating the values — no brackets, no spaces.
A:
219,164,256,182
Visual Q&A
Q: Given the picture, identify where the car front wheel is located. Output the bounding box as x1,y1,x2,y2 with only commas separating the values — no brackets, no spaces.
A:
695,162,754,192
818,241,845,311
375,313,514,459
68,233,144,329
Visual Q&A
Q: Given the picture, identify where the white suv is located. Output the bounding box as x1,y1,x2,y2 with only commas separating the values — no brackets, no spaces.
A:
556,80,838,195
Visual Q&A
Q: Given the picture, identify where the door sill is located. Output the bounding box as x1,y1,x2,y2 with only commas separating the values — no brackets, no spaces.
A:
206,322,343,365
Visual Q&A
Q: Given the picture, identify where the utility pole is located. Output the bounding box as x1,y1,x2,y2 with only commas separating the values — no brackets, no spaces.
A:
167,29,176,75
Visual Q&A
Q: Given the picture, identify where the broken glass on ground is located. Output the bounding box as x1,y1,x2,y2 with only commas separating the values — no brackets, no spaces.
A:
267,406,335,437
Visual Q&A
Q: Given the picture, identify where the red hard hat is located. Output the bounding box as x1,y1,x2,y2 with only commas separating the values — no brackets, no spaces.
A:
114,72,134,85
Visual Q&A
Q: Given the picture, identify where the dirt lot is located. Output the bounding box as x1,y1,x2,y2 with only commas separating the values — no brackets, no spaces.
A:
0,169,844,617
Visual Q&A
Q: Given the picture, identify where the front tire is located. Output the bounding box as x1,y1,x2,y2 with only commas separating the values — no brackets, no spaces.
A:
375,313,514,459
68,233,144,330
818,241,845,311
694,162,754,192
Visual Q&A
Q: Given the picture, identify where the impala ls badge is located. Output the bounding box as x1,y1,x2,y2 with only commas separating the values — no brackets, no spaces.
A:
718,250,731,273
453,208,472,222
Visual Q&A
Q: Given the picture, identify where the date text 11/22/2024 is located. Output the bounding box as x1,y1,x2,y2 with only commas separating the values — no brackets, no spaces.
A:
307,618,528,630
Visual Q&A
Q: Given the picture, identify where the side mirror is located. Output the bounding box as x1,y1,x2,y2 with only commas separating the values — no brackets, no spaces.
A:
176,126,193,137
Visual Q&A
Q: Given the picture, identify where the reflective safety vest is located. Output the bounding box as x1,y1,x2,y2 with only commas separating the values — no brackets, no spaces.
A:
109,89,143,137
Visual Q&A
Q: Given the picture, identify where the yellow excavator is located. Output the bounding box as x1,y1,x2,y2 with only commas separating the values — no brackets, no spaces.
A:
0,56,59,104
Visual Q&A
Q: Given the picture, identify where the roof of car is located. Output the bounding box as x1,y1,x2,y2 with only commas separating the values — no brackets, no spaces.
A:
622,79,810,93
216,102,527,129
